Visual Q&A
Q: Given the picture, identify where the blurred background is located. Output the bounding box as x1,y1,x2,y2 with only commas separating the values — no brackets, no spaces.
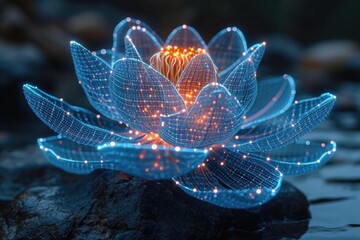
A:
0,0,360,238
0,0,359,148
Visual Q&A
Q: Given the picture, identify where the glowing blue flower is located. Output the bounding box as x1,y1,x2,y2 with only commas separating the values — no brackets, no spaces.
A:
23,17,337,209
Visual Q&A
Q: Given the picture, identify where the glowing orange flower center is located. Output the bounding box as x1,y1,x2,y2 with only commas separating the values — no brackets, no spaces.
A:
150,45,206,85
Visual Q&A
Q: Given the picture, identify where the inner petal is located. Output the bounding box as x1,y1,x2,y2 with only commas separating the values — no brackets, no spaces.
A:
150,45,206,85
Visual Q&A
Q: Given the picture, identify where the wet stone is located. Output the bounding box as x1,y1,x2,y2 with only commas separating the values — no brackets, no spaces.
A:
0,146,310,240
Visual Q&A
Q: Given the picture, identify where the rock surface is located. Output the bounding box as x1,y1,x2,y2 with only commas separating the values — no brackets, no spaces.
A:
0,146,310,240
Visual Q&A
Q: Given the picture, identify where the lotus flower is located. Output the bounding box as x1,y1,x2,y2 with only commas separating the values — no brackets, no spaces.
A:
23,17,337,209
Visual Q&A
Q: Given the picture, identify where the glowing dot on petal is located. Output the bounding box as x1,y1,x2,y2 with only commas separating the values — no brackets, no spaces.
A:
297,162,301,165
193,188,197,192
182,24,187,29
271,189,276,193
96,114,101,119
213,188,218,194
321,143,326,147
175,181,180,185
151,144,157,150
266,157,270,161
175,146,181,152
84,160,88,164
291,124,295,127
110,141,116,147
256,189,262,194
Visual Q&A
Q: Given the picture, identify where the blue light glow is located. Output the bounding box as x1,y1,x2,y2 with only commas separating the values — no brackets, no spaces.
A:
23,17,337,209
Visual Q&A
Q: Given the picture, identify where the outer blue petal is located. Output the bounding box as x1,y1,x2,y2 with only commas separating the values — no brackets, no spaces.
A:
159,83,245,148
165,25,208,50
219,43,266,83
126,27,162,63
208,27,247,71
70,41,121,121
226,93,336,152
223,58,257,113
23,84,143,146
173,147,283,209
98,141,209,179
112,17,163,65
109,58,186,133
176,53,217,106
242,74,296,129
230,141,337,176
38,136,103,174
38,135,208,179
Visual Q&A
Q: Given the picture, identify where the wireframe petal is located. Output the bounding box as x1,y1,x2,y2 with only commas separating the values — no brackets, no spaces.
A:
109,58,186,133
23,85,143,146
98,141,209,179
219,43,266,83
38,136,208,179
227,93,336,152
173,147,283,208
112,17,163,65
124,35,142,60
126,27,162,63
242,74,296,128
165,25,208,50
176,53,217,106
70,41,121,121
38,136,103,174
208,27,247,71
233,141,336,176
222,58,257,113
160,83,245,148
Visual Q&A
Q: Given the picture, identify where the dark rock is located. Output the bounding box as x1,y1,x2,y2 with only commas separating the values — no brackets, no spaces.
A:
0,167,310,239
0,146,81,205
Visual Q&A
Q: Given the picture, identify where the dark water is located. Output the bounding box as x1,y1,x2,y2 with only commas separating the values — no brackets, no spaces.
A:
287,118,360,239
